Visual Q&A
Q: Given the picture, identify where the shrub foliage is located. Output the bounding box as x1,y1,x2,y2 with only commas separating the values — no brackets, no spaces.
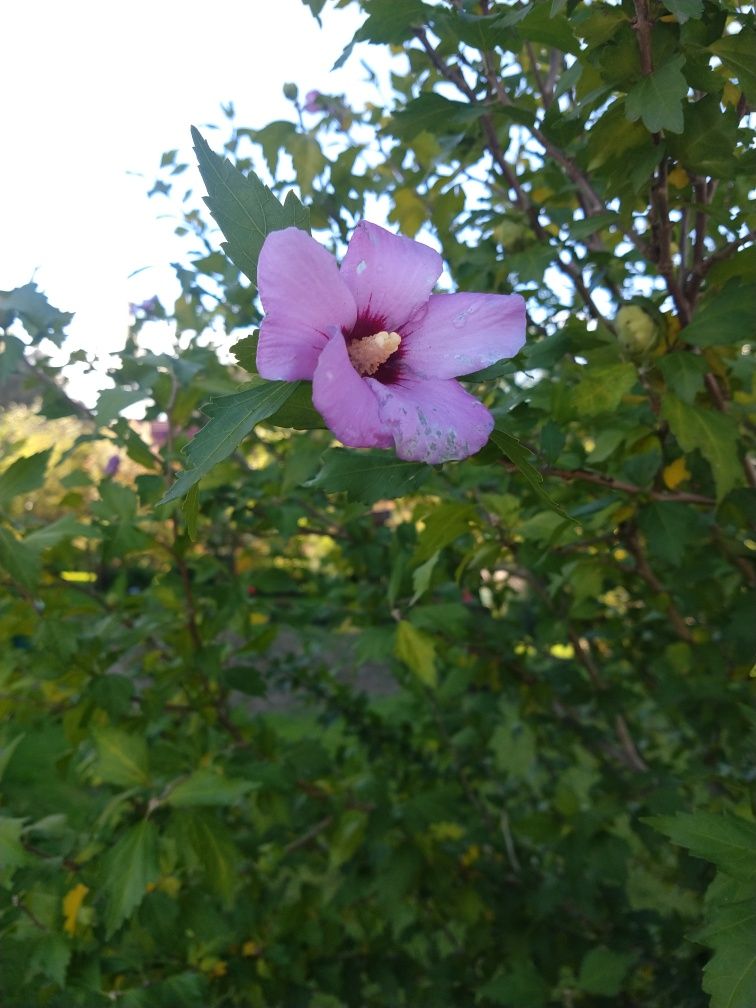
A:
1,1,754,1005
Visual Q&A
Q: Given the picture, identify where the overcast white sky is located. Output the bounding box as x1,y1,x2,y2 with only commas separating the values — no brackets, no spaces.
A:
1,0,386,399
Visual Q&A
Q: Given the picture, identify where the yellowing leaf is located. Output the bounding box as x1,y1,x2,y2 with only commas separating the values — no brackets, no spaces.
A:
663,457,691,489
395,620,437,688
62,883,89,936
722,82,741,107
389,188,426,238
667,165,689,188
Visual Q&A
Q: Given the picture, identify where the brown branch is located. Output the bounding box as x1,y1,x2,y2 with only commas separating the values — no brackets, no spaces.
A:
501,461,716,506
687,228,756,290
625,526,694,642
20,354,97,423
413,28,615,328
652,158,692,324
678,209,688,273
545,50,561,106
283,815,333,855
525,42,547,104
568,631,649,772
172,521,202,653
632,0,655,78
688,178,710,303
483,49,607,219
614,714,650,773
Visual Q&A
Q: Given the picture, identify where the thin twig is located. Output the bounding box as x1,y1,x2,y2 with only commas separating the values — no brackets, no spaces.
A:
413,28,615,328
284,815,333,855
500,461,717,506
625,526,694,643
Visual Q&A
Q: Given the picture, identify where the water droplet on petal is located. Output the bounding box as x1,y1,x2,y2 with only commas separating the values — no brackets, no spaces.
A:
452,305,476,328
356,260,367,275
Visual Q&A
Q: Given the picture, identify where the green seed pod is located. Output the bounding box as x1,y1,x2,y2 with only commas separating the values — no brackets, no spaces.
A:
616,305,658,355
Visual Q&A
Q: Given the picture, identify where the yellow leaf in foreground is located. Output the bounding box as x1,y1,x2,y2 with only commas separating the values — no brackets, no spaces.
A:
663,457,691,490
62,883,89,935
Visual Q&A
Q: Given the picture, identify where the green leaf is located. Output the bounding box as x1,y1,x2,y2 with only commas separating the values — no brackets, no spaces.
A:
413,502,476,565
668,96,737,179
437,9,517,51
265,382,326,430
286,133,326,195
167,769,255,808
661,395,742,500
695,896,756,1008
329,810,369,868
159,381,298,504
0,817,28,871
577,947,635,997
478,957,549,1007
93,728,150,788
709,31,756,100
301,0,326,24
191,126,309,288
307,449,430,504
334,0,431,67
491,429,572,520
0,332,26,380
657,352,708,402
0,283,73,346
638,501,700,566
571,362,637,416
95,388,146,426
569,211,621,240
0,526,40,590
0,449,52,507
395,620,437,688
182,483,199,541
696,895,756,1008
28,933,71,988
389,93,483,141
625,56,687,134
517,5,579,53
102,820,159,936
23,514,90,553
703,944,756,1008
490,702,536,779
180,811,239,906
647,812,756,880
681,282,756,347
411,551,439,605
694,898,756,948
0,734,24,783
231,332,259,374
662,0,703,23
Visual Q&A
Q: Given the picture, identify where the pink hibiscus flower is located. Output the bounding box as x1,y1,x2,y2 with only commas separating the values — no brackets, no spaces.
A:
256,221,526,463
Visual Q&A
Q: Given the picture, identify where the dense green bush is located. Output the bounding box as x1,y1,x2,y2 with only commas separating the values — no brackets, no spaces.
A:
1,1,754,1005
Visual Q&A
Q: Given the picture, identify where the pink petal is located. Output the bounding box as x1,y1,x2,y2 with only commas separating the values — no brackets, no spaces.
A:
257,228,357,381
400,292,526,379
312,330,393,449
366,376,494,463
340,221,443,332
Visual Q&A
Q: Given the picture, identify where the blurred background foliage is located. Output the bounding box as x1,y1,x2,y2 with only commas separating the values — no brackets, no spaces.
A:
1,0,755,1005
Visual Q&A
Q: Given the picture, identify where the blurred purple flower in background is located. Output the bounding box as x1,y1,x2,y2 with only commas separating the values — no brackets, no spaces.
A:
103,455,120,477
129,296,161,319
303,90,321,113
256,222,525,463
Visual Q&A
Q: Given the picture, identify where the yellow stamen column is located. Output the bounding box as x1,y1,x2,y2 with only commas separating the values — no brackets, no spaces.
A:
347,330,401,377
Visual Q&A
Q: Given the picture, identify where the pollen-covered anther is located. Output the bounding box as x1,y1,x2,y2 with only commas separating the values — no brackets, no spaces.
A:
347,329,401,376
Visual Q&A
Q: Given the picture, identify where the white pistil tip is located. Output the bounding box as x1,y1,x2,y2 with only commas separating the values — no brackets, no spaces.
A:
348,329,401,376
